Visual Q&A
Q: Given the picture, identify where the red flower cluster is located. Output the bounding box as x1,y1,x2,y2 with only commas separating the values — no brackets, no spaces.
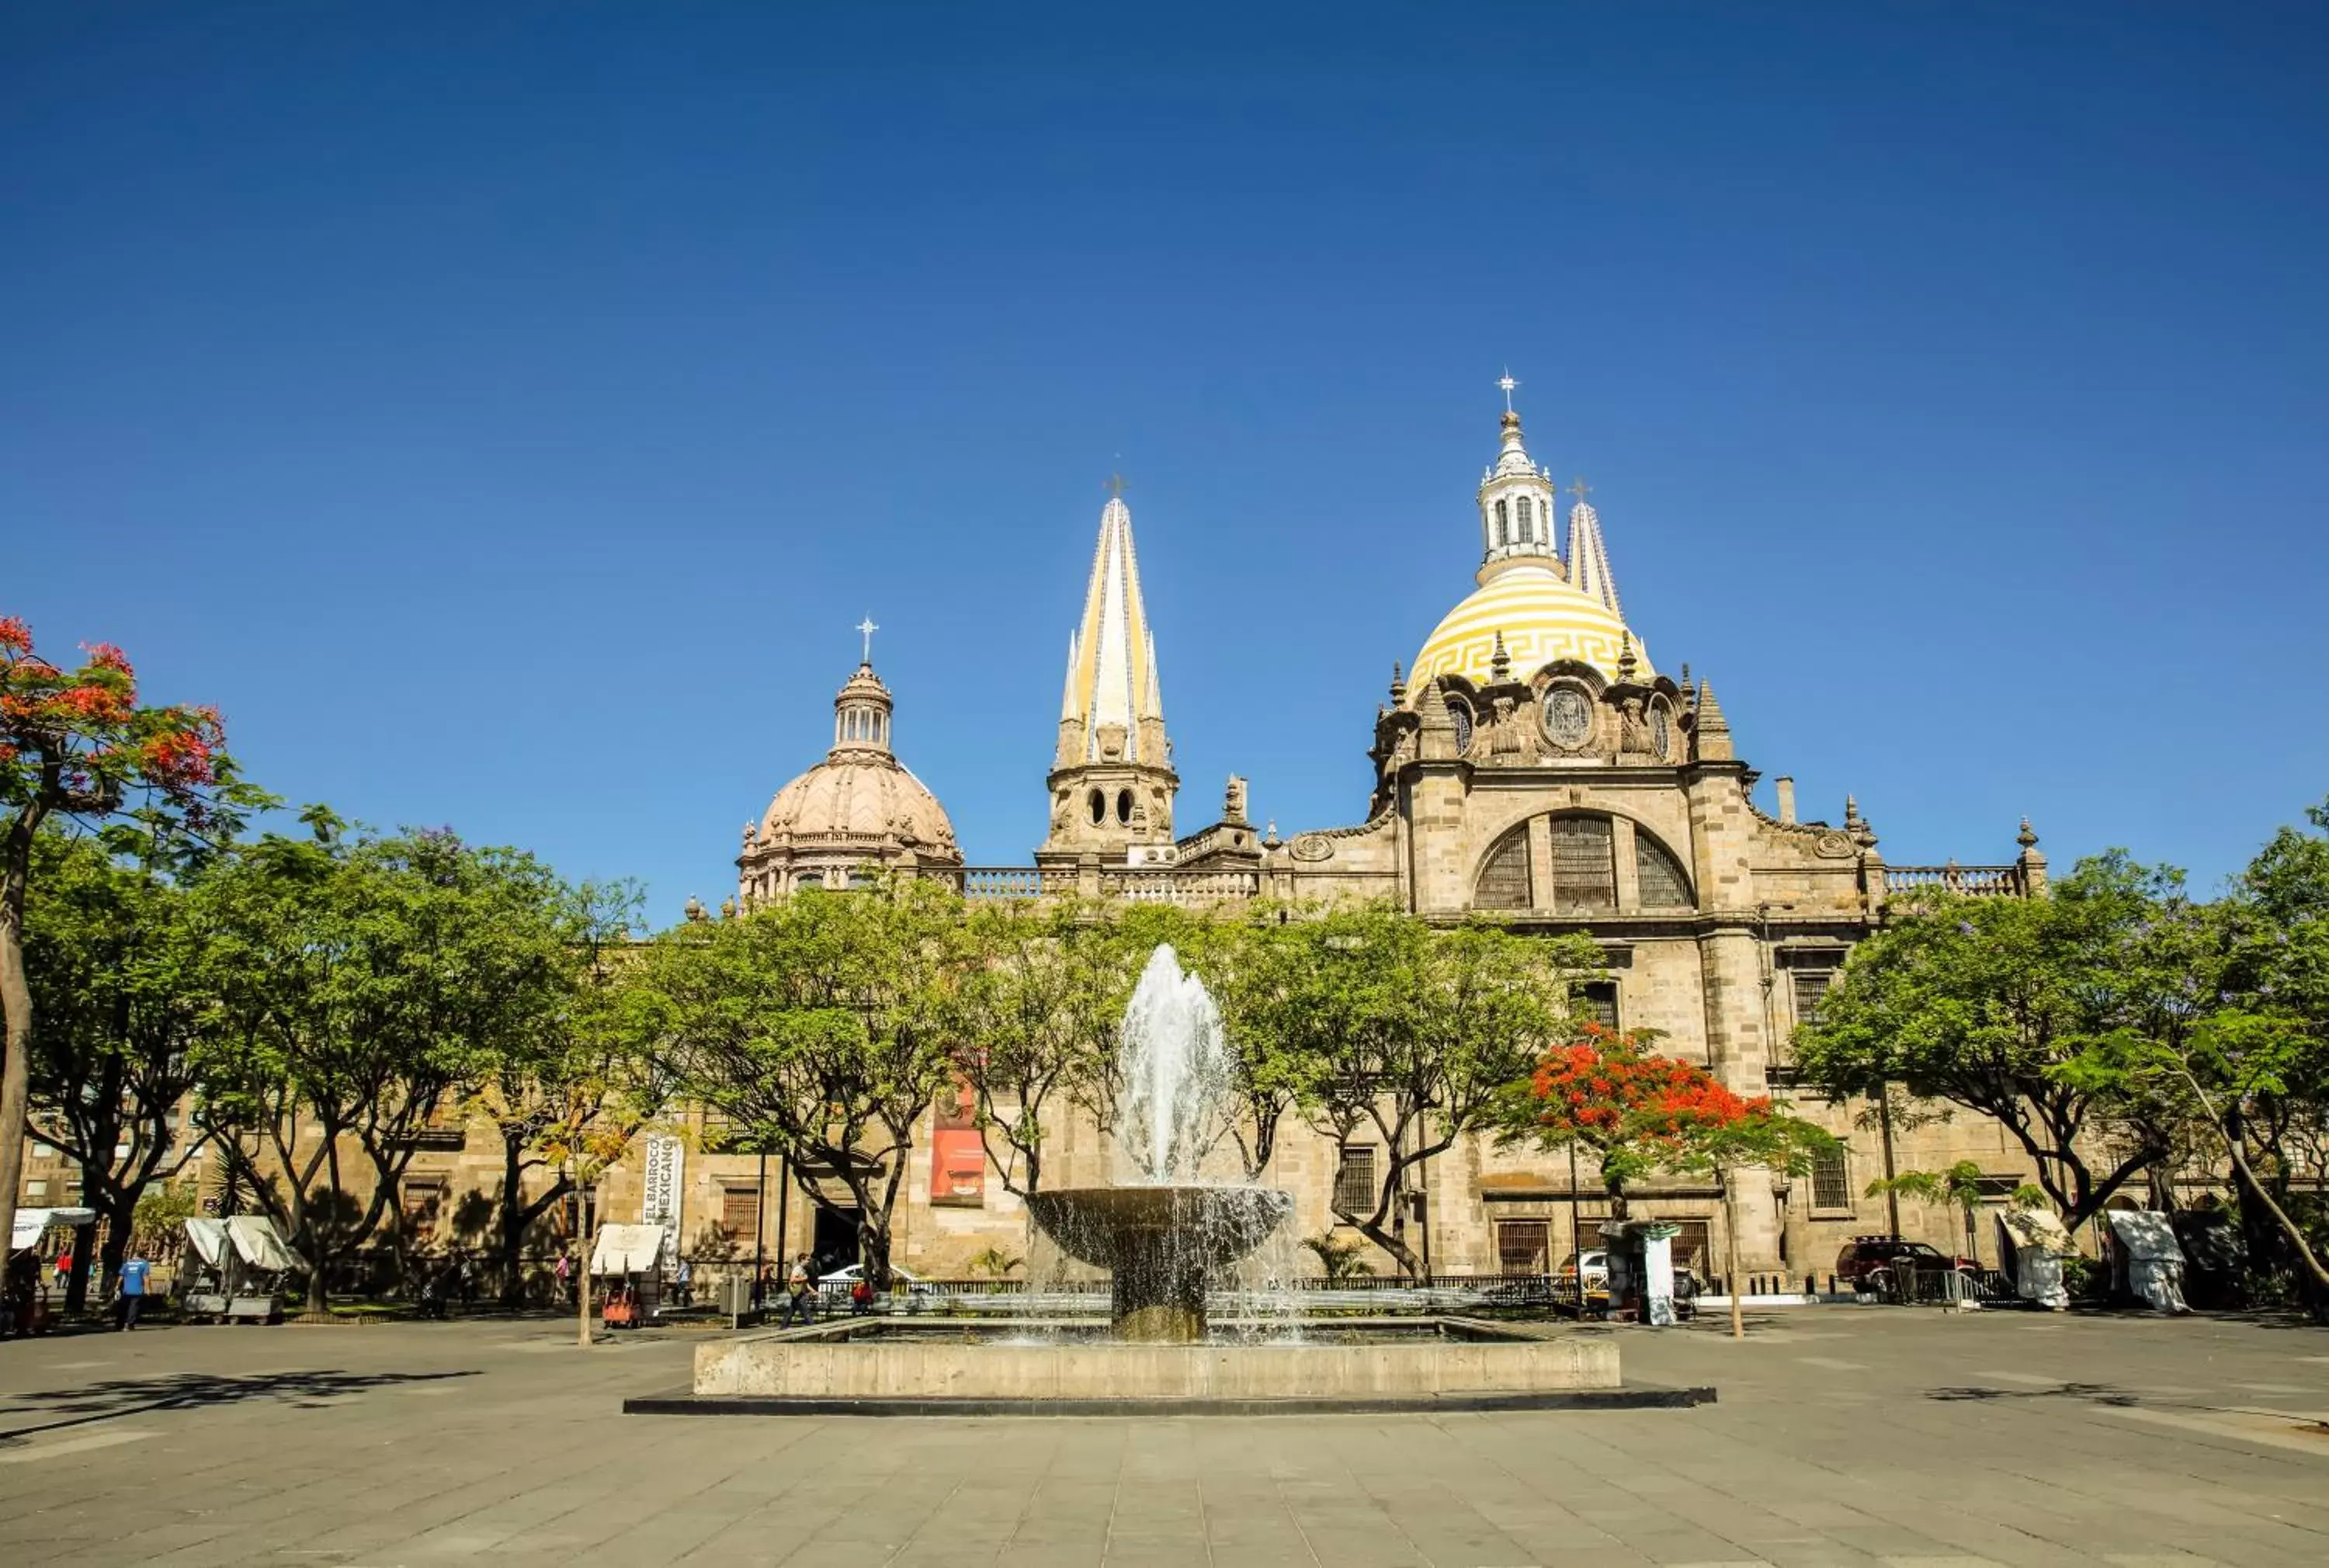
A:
143,727,217,789
0,616,30,656
1529,1029,1769,1144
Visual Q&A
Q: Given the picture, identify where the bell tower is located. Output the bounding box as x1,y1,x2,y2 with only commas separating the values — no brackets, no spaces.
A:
1040,479,1179,865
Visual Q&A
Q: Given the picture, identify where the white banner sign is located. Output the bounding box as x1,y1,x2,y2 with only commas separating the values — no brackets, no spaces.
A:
640,1133,685,1268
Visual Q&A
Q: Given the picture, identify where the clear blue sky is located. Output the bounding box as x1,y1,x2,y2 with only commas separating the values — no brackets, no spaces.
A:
9,3,2326,917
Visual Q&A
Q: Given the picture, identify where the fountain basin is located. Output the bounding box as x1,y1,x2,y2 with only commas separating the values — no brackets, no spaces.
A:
1026,1184,1293,1341
680,1316,1634,1410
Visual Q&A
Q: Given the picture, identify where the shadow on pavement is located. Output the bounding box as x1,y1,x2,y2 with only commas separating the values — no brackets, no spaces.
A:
1926,1381,2140,1406
0,1368,479,1441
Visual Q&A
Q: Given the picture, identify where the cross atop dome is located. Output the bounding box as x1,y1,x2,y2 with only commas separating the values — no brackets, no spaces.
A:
1498,369,1518,414
856,616,879,664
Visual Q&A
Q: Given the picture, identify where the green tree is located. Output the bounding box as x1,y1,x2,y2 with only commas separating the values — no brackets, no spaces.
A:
22,829,226,1309
2125,801,2329,1304
1,617,262,1280
196,816,584,1311
1866,1161,1990,1264
1793,856,2185,1230
643,877,967,1285
1498,1026,1832,1337
1230,907,1591,1280
462,878,661,1307
946,899,1139,1197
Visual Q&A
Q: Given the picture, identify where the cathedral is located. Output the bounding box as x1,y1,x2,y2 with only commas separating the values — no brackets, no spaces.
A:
697,389,2053,1285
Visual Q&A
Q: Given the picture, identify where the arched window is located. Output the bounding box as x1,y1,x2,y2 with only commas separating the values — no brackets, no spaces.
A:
1494,498,1510,546
1516,495,1533,543
1634,830,1694,908
1445,696,1474,755
1088,789,1105,825
1116,788,1133,824
1473,826,1531,910
1549,815,1616,914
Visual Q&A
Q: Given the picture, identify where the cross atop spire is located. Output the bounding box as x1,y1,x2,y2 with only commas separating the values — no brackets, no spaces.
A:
856,616,879,664
1105,472,1128,500
1570,476,1591,504
1497,368,1518,414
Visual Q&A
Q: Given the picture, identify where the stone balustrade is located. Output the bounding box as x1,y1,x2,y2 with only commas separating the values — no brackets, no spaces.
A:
1883,863,2027,897
1101,869,1262,905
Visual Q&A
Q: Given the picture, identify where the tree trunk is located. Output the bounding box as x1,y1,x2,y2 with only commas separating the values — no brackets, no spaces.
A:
65,1223,96,1313
0,836,38,1285
1726,1200,1744,1341
2226,1138,2329,1297
500,1136,526,1309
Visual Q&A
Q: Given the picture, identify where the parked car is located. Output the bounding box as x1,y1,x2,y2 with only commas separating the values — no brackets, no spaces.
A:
816,1262,933,1299
1834,1237,1975,1292
1556,1249,1611,1299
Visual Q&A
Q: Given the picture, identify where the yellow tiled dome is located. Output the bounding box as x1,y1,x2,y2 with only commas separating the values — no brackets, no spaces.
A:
1410,562,1649,694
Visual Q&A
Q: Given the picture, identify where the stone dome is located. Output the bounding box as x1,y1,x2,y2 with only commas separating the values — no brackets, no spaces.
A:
738,659,961,902
755,753,959,858
1410,560,1651,695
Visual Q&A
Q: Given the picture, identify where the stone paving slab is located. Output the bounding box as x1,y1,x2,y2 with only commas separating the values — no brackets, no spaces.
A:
1,1309,2325,1565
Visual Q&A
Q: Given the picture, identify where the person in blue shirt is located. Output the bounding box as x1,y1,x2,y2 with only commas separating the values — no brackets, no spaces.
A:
117,1254,153,1330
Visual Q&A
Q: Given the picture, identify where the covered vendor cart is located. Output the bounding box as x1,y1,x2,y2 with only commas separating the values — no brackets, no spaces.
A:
588,1223,666,1329
1998,1206,2076,1310
5,1206,97,1337
181,1215,296,1323
2106,1209,2191,1313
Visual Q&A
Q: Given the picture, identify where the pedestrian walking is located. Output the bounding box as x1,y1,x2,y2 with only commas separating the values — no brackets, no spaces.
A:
675,1256,692,1308
116,1251,154,1330
53,1249,72,1292
779,1253,817,1327
554,1250,572,1305
457,1253,476,1306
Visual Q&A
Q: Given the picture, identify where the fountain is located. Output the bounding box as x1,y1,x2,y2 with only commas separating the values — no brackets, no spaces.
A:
1024,945,1293,1341
658,945,1665,1413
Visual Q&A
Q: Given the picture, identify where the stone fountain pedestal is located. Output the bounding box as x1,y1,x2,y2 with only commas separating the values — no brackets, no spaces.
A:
1026,1185,1293,1342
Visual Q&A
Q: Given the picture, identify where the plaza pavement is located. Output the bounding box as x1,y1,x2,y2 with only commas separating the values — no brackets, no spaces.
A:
1,1306,2325,1567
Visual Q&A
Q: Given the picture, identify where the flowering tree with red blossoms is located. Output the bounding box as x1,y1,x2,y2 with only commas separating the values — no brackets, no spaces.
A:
1,616,263,1267
1500,1022,1834,1337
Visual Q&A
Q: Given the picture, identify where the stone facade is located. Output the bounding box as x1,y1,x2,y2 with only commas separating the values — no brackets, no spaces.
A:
100,396,2057,1294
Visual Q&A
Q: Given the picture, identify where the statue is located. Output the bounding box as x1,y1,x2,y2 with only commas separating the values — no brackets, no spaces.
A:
1224,774,1249,823
1488,694,1535,761
1619,696,1654,755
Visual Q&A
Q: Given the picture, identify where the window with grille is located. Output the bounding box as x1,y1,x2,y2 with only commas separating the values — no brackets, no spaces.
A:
1634,832,1693,908
1473,829,1532,910
1497,1219,1550,1275
1516,494,1534,543
1668,1219,1711,1274
1792,969,1833,1022
1578,981,1619,1032
1550,816,1616,913
1810,1145,1851,1211
720,1186,759,1237
1494,498,1509,545
1332,1146,1376,1218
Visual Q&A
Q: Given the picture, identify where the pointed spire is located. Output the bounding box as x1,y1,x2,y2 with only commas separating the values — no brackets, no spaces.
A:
1694,677,1733,760
1490,630,1512,682
1567,480,1623,618
1615,632,1638,685
1389,661,1407,704
1056,488,1169,768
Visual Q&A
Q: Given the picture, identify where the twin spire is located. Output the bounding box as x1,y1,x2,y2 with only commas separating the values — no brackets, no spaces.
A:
1476,376,1624,616
1057,489,1168,769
